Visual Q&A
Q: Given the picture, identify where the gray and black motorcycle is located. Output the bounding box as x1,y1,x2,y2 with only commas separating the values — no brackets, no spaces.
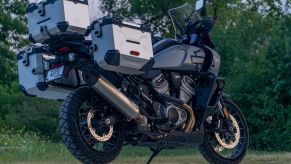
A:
20,0,248,163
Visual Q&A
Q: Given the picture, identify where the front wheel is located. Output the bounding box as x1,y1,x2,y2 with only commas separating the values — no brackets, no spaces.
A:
199,99,249,164
59,87,125,164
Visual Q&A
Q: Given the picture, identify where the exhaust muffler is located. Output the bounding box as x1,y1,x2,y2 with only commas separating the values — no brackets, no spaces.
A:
84,74,147,126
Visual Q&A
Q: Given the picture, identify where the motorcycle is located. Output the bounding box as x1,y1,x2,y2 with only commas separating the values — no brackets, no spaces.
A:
19,0,248,163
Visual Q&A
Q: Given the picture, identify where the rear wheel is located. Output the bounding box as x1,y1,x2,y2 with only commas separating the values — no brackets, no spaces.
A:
199,99,248,164
59,87,125,164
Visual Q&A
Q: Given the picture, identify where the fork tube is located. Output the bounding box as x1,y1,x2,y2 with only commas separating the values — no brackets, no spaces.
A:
218,99,230,119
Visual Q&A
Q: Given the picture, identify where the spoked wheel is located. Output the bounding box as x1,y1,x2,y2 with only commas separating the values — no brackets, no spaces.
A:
59,87,125,164
199,99,249,164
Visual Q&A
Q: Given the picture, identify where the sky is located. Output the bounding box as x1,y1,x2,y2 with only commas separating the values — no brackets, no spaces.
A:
282,0,291,13
88,0,105,22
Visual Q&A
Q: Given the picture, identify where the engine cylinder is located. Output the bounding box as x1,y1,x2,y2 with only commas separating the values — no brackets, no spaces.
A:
180,76,195,103
151,74,170,95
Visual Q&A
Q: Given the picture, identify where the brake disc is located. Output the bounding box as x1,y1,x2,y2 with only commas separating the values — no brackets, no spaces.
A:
87,109,113,142
214,114,240,149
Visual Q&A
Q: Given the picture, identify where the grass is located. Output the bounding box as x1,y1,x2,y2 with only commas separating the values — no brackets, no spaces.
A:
0,130,291,164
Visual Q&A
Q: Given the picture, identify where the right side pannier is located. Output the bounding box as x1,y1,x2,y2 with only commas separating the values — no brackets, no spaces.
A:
90,17,154,75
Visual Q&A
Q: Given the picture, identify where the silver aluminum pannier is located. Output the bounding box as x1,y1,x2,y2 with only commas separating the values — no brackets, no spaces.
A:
17,45,82,100
26,0,90,43
91,17,154,75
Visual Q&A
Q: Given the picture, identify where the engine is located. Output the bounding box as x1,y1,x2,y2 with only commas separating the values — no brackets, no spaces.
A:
151,73,196,131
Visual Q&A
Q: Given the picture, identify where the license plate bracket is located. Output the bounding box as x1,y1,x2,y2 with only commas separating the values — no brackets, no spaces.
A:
46,65,65,82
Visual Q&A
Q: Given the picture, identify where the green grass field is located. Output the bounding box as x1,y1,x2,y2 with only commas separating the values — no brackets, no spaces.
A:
1,131,290,164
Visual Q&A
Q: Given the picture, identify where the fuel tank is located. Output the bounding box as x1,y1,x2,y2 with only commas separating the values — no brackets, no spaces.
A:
206,46,221,76
153,44,220,75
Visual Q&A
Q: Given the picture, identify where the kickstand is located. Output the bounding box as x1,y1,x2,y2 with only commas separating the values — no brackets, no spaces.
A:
146,148,162,164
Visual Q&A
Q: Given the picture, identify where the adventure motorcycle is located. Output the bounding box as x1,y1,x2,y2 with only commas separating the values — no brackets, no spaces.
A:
18,0,248,163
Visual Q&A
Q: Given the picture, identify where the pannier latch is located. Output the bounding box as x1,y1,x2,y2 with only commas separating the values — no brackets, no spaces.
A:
57,22,69,32
22,53,29,66
40,25,52,37
32,66,44,75
94,22,102,38
37,2,45,16
22,47,33,66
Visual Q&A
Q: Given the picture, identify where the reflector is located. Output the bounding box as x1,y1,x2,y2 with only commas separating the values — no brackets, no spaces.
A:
130,50,140,56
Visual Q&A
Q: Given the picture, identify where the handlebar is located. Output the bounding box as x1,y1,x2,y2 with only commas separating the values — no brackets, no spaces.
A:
186,17,214,36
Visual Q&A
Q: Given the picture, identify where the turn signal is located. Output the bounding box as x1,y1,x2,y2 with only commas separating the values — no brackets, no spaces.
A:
223,107,230,119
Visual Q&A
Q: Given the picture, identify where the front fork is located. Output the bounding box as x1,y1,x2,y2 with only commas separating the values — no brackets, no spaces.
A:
218,99,230,119
217,98,232,128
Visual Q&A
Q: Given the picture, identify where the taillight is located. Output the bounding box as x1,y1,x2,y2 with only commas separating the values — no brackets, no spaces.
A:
58,47,71,54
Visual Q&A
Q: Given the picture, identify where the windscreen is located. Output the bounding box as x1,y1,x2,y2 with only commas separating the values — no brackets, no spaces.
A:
168,3,201,37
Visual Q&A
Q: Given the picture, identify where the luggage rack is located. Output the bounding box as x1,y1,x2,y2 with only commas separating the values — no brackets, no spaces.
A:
42,32,85,49
34,31,92,59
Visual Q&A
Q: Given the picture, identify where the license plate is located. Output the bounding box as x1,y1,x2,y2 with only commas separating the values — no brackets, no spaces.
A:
46,66,64,82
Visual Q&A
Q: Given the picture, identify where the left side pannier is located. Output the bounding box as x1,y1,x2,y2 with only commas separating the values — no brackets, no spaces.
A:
17,44,83,100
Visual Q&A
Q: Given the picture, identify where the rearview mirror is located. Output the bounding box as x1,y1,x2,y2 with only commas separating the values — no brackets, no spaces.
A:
195,0,204,11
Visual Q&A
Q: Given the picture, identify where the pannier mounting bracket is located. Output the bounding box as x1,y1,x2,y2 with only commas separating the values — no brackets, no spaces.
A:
93,22,102,37
37,2,45,16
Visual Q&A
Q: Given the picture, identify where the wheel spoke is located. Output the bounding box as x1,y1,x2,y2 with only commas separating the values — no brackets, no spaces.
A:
59,88,126,163
79,121,88,127
76,96,121,154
